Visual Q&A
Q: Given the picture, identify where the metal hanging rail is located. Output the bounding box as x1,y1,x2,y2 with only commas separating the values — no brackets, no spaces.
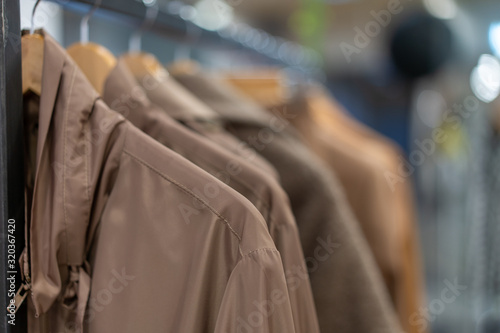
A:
44,0,323,76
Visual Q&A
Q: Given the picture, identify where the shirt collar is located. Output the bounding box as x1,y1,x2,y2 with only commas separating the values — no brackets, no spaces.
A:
31,30,65,168
127,60,219,123
170,70,272,127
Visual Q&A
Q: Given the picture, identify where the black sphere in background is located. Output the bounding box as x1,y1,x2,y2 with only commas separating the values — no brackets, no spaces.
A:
390,13,454,79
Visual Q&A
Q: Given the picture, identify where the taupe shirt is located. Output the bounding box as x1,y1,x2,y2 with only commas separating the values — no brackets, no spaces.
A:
102,61,320,333
128,66,279,180
25,32,296,333
172,70,403,333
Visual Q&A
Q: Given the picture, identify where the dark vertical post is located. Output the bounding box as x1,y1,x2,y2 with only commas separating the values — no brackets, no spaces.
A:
0,0,27,332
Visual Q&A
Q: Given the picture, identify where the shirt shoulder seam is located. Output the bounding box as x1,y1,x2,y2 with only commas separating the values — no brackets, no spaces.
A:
186,153,272,213
122,149,243,244
236,248,280,282
241,247,279,259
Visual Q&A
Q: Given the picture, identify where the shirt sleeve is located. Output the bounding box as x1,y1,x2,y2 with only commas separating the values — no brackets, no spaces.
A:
214,248,297,333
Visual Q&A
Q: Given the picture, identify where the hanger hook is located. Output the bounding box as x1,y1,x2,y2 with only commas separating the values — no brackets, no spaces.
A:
80,0,102,44
175,19,202,61
129,0,159,53
30,0,42,35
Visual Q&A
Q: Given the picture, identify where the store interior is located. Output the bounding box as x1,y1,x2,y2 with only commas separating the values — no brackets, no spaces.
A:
16,0,500,332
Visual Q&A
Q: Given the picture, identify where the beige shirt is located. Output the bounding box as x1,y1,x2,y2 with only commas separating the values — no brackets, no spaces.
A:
102,61,320,333
25,32,296,333
172,70,402,333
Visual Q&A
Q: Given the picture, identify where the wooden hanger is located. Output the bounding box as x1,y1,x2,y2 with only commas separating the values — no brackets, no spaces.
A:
22,0,45,97
22,33,44,96
120,3,164,82
168,59,201,76
67,43,116,95
223,69,288,108
67,0,116,95
120,52,168,81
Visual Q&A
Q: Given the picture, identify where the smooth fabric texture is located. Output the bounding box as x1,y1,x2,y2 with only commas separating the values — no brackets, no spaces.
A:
102,61,320,333
173,69,402,333
128,66,279,180
24,32,296,333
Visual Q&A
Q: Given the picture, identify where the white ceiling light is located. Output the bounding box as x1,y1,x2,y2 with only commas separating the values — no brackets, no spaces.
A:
423,0,458,20
470,54,500,103
192,0,233,31
489,22,500,59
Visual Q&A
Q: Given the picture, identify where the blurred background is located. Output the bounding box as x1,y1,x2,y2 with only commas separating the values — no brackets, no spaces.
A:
20,0,500,332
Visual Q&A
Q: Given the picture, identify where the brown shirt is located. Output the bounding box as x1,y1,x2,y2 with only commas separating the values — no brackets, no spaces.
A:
128,66,279,180
297,88,426,333
102,61,320,333
25,32,296,333
172,70,402,333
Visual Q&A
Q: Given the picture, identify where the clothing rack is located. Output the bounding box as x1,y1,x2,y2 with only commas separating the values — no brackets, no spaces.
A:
0,0,27,332
46,0,323,76
0,1,321,332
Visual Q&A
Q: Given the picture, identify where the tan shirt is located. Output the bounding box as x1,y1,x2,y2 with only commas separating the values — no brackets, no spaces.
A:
299,88,426,333
172,70,402,333
129,66,279,180
25,32,296,333
102,61,320,333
